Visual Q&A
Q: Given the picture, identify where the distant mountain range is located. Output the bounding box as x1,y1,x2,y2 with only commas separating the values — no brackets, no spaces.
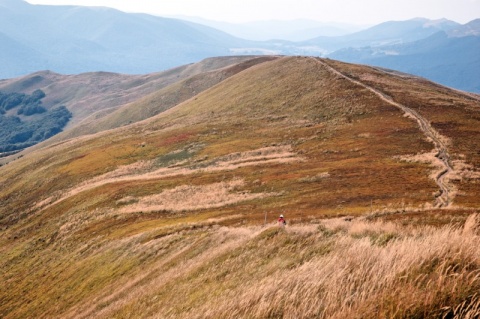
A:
0,0,254,77
306,18,460,51
328,19,480,93
171,17,365,41
0,0,479,93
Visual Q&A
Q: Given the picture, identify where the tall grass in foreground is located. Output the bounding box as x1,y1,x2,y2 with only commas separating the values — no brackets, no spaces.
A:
171,217,479,319
79,214,480,319
7,214,479,318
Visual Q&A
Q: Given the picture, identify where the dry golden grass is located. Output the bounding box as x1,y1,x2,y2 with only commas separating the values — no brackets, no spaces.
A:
34,144,301,213
4,215,479,319
118,178,275,213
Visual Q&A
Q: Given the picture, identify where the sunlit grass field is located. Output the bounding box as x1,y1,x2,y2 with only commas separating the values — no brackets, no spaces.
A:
1,56,479,318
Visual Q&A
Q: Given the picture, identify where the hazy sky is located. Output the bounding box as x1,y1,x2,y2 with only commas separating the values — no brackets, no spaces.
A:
25,0,480,25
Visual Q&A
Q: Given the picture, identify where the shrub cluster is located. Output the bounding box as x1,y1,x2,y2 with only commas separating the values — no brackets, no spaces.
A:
0,90,72,152
0,89,47,116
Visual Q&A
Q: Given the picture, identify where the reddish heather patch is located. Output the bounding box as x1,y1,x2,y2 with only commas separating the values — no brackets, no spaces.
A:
159,132,194,147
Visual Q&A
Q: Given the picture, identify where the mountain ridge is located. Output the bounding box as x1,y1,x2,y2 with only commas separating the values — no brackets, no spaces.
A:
305,18,460,51
171,16,365,41
0,0,477,94
1,56,480,318
0,56,269,156
2,56,479,223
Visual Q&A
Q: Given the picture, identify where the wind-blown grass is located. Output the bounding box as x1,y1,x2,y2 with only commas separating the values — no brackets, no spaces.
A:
163,216,480,319
4,214,476,318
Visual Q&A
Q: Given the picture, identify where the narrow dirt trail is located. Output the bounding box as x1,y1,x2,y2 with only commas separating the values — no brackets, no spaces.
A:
314,58,453,207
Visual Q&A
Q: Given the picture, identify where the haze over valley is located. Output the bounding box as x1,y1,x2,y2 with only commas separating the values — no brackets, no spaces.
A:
1,0,479,92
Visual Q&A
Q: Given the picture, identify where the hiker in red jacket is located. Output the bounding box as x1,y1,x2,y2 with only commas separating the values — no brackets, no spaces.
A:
278,214,286,227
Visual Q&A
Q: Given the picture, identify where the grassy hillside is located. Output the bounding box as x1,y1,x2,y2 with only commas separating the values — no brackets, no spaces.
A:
54,56,279,141
0,56,263,127
1,56,479,318
0,56,266,157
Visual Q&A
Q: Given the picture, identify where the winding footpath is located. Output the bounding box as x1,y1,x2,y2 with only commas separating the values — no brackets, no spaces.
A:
314,58,453,207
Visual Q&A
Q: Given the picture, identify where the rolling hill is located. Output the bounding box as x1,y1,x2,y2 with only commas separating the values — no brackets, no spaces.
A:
1,56,480,318
41,56,278,144
0,56,269,154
